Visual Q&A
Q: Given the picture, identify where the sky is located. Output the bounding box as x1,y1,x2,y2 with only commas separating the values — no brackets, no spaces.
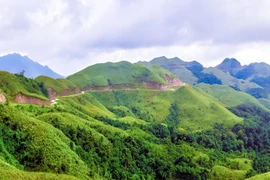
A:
1,0,270,76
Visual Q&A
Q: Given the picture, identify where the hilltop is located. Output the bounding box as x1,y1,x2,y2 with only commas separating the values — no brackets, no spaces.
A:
216,58,243,75
67,61,182,90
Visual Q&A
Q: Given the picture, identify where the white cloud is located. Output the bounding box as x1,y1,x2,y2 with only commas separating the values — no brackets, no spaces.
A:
0,0,270,76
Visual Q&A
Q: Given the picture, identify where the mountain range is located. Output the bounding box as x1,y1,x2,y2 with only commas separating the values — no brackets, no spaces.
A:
1,53,270,179
139,56,270,99
0,53,63,78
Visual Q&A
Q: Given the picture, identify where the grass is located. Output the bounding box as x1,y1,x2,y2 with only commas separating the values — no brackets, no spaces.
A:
0,82,262,179
139,57,198,85
195,84,270,111
0,159,79,180
258,98,270,109
0,71,48,100
246,172,270,180
90,86,242,131
35,76,78,93
0,105,91,179
173,85,242,131
67,61,176,88
210,165,247,180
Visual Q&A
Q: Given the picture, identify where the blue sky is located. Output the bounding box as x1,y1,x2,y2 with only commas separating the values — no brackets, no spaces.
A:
0,0,270,75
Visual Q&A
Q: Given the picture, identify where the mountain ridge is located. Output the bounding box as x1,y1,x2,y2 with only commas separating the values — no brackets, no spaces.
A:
0,53,63,78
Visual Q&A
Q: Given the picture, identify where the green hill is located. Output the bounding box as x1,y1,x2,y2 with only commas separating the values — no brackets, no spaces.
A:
195,84,270,111
0,71,48,100
138,56,198,85
2,85,270,179
35,76,78,94
2,67,270,179
67,61,180,89
90,86,242,131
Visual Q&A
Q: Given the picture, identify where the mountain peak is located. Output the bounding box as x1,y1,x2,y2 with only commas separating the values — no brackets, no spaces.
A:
216,58,242,75
0,53,63,78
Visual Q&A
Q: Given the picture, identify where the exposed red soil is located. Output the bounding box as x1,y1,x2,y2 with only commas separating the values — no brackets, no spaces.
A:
0,93,6,103
13,93,50,106
46,75,183,102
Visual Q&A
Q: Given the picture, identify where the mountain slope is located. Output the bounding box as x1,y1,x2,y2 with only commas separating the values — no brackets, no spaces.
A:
195,84,269,111
138,56,222,85
90,86,242,131
0,71,48,100
35,76,79,94
203,67,261,91
0,53,63,78
235,62,270,80
138,56,199,85
67,61,182,89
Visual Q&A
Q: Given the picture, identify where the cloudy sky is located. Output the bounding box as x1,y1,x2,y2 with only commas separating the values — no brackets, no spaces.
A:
1,0,270,76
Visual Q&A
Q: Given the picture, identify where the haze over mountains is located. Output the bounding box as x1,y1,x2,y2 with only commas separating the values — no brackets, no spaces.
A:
0,53,63,78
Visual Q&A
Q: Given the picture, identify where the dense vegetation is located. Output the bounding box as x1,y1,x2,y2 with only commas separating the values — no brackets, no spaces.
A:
1,64,270,179
0,71,48,100
1,84,270,179
35,75,78,94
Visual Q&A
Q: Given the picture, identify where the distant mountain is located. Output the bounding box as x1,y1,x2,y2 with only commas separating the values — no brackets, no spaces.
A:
235,62,270,80
138,56,198,84
138,56,221,85
203,67,260,91
0,53,63,78
216,58,243,76
138,56,270,99
215,58,270,98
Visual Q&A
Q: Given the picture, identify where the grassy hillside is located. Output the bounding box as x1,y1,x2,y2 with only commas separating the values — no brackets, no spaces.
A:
195,84,269,111
2,82,270,179
67,61,178,88
0,71,48,100
246,172,270,180
35,76,78,93
0,159,78,180
138,56,198,85
203,67,260,91
149,64,176,79
90,86,242,131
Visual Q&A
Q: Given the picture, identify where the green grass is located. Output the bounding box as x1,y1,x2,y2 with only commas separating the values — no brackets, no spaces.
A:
138,56,198,85
195,84,270,111
0,82,264,179
149,64,176,79
90,86,242,131
0,159,79,180
173,85,242,131
246,172,270,180
67,61,176,88
35,76,78,93
210,165,247,180
0,71,48,100
258,98,270,109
